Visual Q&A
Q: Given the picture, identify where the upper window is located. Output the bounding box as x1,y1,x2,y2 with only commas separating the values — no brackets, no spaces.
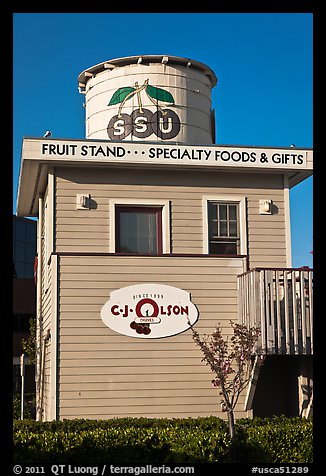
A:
115,206,162,254
13,217,37,278
208,201,240,255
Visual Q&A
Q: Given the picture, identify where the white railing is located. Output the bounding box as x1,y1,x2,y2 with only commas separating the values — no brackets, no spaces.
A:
238,268,313,355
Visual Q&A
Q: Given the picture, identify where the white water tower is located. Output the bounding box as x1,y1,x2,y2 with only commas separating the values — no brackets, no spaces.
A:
78,55,217,144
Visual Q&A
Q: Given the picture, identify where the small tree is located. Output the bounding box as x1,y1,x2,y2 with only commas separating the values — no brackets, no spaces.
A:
189,320,260,440
21,317,36,365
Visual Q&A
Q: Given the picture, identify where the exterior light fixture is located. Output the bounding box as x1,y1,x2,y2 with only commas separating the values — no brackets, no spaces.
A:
76,193,91,209
259,199,273,214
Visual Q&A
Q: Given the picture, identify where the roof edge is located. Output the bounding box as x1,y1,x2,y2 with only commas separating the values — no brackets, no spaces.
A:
78,54,218,88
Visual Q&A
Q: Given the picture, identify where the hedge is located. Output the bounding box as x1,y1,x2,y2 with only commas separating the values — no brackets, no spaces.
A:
13,393,36,420
13,416,313,464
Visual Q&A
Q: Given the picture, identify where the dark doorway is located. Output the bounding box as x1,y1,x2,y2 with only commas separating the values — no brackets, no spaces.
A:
252,356,305,417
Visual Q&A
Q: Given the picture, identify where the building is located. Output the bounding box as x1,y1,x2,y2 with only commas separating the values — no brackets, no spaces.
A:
13,215,37,395
16,55,313,421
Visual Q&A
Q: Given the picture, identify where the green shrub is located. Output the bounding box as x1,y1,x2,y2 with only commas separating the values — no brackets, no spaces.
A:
240,416,313,463
13,393,36,420
13,416,312,464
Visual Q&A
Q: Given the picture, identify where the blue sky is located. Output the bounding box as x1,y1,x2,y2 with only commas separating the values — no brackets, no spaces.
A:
13,13,313,267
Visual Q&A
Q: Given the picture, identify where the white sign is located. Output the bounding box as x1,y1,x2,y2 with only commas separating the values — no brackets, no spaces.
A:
101,284,199,339
39,140,308,171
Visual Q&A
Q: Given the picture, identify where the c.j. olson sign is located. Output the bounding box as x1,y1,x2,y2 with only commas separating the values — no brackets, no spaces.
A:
101,284,199,338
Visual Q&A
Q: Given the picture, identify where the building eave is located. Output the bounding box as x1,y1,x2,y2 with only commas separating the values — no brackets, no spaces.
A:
16,137,313,217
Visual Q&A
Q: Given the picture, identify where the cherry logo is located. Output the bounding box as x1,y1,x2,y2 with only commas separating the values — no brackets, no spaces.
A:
129,298,159,335
107,79,181,140
130,321,151,335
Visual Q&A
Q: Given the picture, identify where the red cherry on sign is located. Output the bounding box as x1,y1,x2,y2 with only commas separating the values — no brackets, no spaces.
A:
136,325,144,334
143,326,151,335
130,321,137,330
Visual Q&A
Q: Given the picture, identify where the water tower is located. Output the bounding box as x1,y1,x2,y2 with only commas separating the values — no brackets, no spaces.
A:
78,55,218,144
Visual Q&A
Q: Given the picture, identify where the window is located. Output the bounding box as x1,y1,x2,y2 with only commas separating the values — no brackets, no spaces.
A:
208,201,240,255
13,217,37,278
110,199,170,254
115,206,163,254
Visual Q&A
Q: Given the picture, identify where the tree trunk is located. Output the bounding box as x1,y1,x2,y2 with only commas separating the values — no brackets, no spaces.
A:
227,408,235,440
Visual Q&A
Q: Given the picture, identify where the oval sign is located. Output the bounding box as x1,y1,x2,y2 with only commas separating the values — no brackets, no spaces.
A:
101,283,199,339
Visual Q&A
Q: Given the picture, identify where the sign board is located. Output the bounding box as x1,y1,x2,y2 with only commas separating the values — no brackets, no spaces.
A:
38,140,308,171
101,284,199,339
17,138,313,216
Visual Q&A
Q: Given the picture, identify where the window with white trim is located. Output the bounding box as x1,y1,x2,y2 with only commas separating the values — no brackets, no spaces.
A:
203,196,247,256
115,206,163,254
208,201,240,254
109,199,170,254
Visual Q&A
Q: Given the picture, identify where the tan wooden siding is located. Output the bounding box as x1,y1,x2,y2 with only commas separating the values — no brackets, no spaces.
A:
57,254,250,419
40,192,52,420
55,167,288,267
40,185,57,421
